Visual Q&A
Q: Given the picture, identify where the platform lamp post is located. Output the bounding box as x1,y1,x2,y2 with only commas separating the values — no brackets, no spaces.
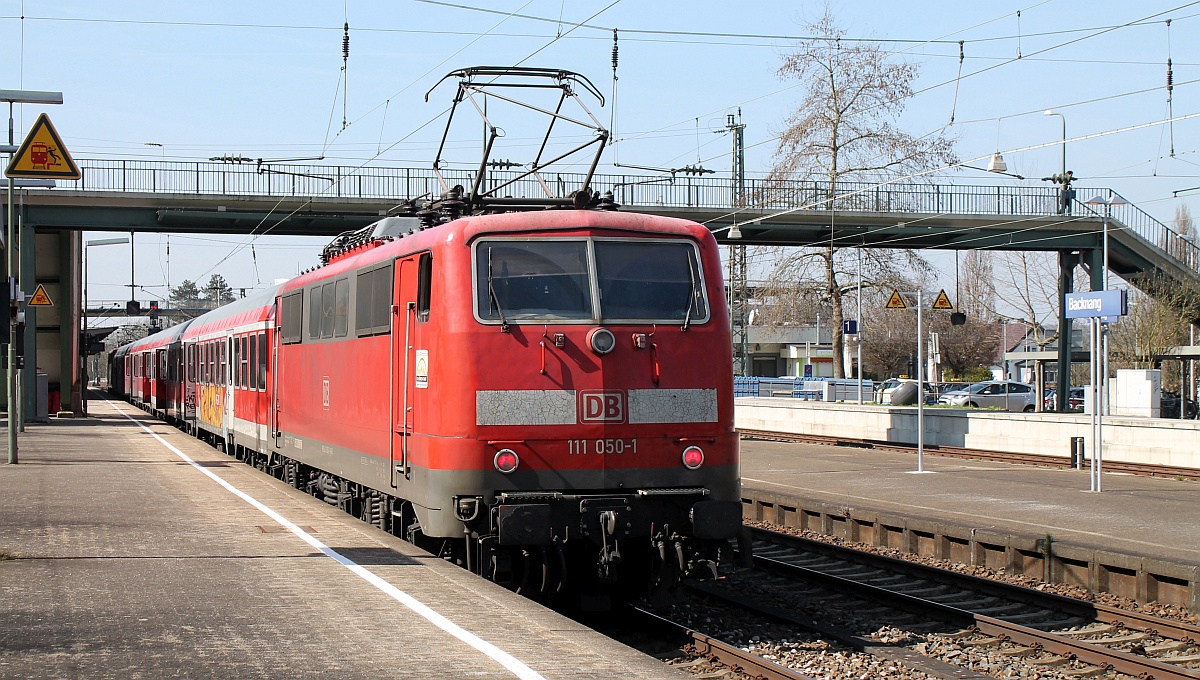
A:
1084,192,1128,417
82,237,129,416
3,89,64,465
1044,110,1066,181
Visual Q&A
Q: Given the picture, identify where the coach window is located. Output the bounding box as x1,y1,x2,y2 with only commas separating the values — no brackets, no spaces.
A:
248,335,258,390
233,336,241,388
334,279,349,337
221,340,228,385
281,291,303,344
240,335,249,388
417,252,433,323
257,333,267,389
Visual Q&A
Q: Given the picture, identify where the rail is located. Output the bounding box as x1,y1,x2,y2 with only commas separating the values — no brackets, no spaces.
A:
27,158,1200,276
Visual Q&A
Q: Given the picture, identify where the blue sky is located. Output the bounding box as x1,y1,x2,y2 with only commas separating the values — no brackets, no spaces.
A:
2,1,1197,305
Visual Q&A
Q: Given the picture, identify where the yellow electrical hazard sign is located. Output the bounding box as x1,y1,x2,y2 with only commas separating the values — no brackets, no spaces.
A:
885,290,907,309
5,113,81,180
28,284,54,306
931,289,955,310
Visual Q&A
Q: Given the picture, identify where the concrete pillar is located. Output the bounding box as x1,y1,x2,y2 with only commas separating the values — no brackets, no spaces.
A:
1056,251,1075,413
20,213,35,419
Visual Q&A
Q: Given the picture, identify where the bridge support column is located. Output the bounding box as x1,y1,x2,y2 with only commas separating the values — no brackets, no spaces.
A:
1056,251,1075,413
1086,248,1104,292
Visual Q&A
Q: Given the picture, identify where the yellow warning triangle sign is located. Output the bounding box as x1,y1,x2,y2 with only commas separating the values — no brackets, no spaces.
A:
885,290,907,309
28,284,54,306
932,289,955,310
5,113,81,180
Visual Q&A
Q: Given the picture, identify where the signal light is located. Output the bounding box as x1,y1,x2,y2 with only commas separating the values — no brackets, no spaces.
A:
682,446,704,470
494,449,519,474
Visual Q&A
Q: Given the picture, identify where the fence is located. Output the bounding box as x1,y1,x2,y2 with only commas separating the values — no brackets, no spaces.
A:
734,376,874,401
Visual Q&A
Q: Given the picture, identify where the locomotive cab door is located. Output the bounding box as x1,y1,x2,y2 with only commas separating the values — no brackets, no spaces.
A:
271,299,282,449
390,252,430,489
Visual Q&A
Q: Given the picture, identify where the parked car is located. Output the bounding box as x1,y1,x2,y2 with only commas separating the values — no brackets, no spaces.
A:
875,378,934,406
1044,386,1085,411
1160,390,1199,419
934,382,970,397
937,380,1037,412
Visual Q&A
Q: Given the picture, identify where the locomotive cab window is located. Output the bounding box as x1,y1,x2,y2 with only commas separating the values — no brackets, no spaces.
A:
594,241,708,323
417,252,433,323
473,237,708,324
475,241,591,322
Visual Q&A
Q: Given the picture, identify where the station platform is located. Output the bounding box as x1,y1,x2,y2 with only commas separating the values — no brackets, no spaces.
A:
0,399,681,679
740,437,1200,611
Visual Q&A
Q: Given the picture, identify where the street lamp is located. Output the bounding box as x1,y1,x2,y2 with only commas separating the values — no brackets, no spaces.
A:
2,89,64,465
1083,193,1129,290
1082,193,1128,420
1044,110,1066,179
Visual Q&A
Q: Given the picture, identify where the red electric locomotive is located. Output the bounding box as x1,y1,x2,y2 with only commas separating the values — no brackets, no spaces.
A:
112,203,741,599
111,66,742,601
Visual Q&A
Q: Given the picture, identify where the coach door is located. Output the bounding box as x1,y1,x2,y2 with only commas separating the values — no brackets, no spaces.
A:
183,341,197,426
223,332,235,443
391,254,430,488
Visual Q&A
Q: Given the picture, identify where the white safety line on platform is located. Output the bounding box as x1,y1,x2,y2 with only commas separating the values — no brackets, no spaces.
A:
107,399,546,680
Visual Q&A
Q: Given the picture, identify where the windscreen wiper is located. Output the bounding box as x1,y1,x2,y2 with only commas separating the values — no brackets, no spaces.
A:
681,256,698,331
487,247,509,332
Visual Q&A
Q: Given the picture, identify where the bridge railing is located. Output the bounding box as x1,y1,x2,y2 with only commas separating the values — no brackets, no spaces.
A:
61,159,1070,215
1075,190,1200,275
51,159,1197,276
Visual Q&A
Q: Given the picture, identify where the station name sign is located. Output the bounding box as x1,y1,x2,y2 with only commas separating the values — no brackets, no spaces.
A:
1064,289,1127,319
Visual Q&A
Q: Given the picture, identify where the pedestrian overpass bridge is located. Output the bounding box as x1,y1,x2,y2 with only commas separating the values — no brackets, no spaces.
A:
3,159,1197,416
10,158,1198,287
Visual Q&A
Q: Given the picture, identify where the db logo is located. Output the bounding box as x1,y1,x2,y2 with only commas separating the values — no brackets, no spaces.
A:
580,391,625,423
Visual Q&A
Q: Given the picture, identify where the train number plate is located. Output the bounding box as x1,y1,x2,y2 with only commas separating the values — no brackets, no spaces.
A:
568,438,637,455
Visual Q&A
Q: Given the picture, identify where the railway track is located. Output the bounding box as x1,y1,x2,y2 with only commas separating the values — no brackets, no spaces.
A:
732,526,1200,679
739,428,1200,481
626,606,818,680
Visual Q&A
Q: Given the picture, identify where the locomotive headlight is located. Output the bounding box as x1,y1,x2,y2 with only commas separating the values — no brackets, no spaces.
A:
682,446,705,470
494,448,520,474
586,327,616,356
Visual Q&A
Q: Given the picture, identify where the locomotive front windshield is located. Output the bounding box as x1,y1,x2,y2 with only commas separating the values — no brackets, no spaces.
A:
476,238,709,324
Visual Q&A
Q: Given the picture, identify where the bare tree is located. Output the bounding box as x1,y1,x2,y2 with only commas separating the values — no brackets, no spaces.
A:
765,8,957,377
991,251,1061,351
1109,272,1200,381
957,250,997,321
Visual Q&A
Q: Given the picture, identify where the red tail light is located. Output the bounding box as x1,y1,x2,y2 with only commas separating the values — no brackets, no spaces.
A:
682,446,704,470
494,449,519,474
